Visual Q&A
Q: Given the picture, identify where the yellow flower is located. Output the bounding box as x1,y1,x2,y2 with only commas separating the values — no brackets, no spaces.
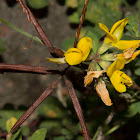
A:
99,18,140,50
96,79,112,106
99,18,128,44
64,48,83,65
107,57,133,92
107,57,126,77
77,37,92,61
46,37,92,65
110,70,133,92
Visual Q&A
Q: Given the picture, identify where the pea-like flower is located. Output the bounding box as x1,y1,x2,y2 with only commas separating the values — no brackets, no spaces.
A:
84,18,140,106
46,18,140,107
107,57,133,92
98,18,140,54
46,37,92,65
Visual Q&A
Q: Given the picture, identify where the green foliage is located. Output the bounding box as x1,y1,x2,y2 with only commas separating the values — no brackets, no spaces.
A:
29,128,47,140
6,117,22,140
6,117,17,133
134,61,140,76
0,18,43,44
37,96,66,118
61,38,75,51
7,129,21,140
0,105,25,130
0,38,6,54
66,0,123,36
126,101,140,117
21,126,30,137
27,0,49,9
125,15,140,39
134,68,140,76
85,31,100,54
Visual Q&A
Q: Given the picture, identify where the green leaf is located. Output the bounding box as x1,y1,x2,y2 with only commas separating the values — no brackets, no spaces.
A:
66,0,78,8
37,96,65,118
53,136,65,140
105,122,125,135
138,133,140,140
29,128,47,140
68,12,79,24
0,18,43,44
134,68,140,76
85,31,100,54
126,14,140,38
0,38,6,54
21,126,30,137
126,101,140,117
0,105,25,130
135,61,140,66
27,0,49,9
39,120,62,132
61,38,74,51
77,136,84,140
6,117,17,133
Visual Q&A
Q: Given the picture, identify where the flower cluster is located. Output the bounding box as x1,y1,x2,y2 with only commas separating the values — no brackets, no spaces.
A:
46,18,140,106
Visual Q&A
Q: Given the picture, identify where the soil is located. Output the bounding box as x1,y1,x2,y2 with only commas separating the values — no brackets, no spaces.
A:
0,0,74,107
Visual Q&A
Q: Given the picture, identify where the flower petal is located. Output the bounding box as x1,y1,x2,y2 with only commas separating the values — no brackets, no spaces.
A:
111,40,140,50
65,48,82,54
99,23,117,43
117,44,140,63
110,18,129,40
84,70,105,86
126,50,140,63
64,48,83,65
107,57,126,77
96,80,112,106
110,70,133,92
77,37,92,61
46,57,66,64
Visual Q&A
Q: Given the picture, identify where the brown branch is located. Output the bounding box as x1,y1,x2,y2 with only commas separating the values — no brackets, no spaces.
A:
64,77,91,140
17,0,64,57
0,63,61,75
73,0,89,48
9,77,61,135
0,131,8,139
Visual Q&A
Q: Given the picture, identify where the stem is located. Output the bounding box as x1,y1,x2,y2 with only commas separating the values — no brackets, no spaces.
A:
17,0,64,57
64,77,91,140
9,77,61,134
73,0,89,48
0,63,60,74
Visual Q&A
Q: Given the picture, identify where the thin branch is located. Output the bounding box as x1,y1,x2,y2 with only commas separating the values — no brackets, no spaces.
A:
0,131,8,139
64,77,91,140
104,111,115,126
9,77,61,134
73,0,89,48
0,63,61,75
17,0,64,57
